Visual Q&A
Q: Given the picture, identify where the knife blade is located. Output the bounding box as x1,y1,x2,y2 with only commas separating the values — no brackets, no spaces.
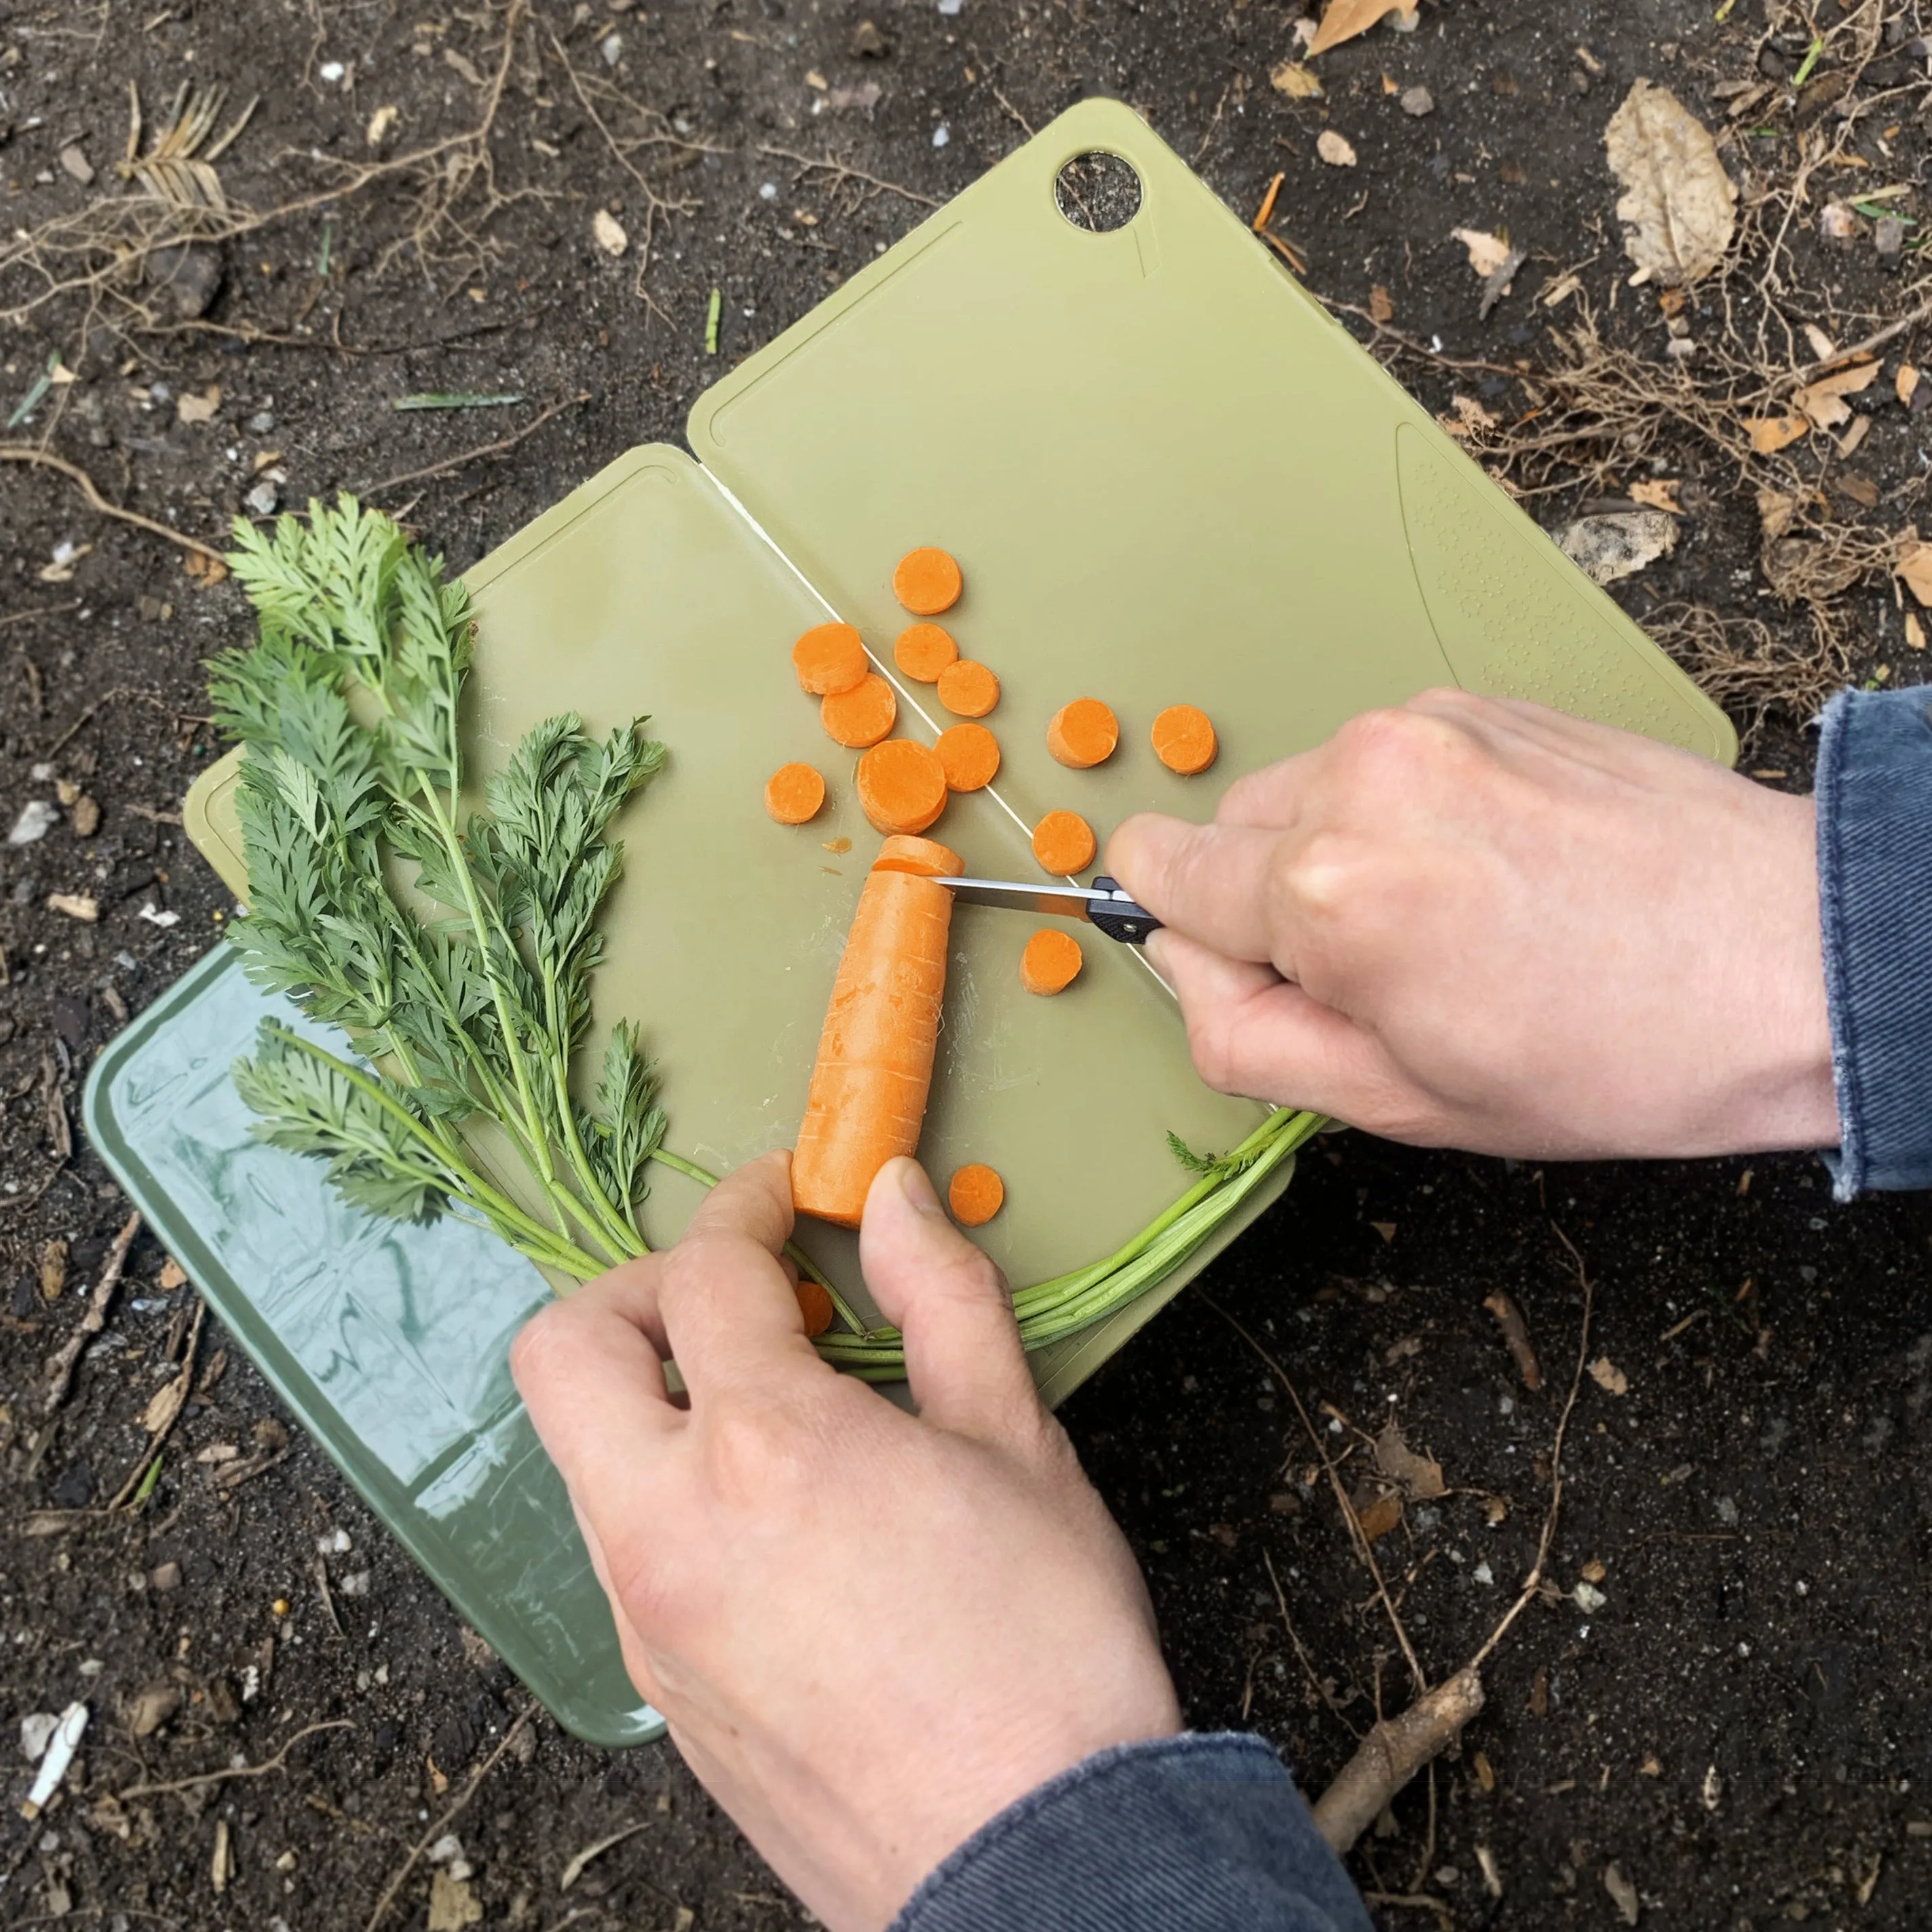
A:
930,874,1162,946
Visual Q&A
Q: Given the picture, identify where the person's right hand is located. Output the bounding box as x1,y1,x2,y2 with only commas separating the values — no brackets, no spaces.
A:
1107,689,1838,1161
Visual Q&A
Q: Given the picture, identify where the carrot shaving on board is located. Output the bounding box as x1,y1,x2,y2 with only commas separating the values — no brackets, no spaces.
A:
793,834,962,1227
934,721,1000,792
1031,809,1096,877
1019,926,1084,995
820,672,898,748
893,546,963,616
894,622,960,682
936,659,1000,719
764,762,827,825
795,1273,835,1336
947,1162,1005,1227
792,621,869,696
854,738,948,835
1046,698,1119,770
1152,704,1218,775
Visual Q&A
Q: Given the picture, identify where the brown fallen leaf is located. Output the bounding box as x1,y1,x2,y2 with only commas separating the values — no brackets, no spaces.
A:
1899,362,1921,407
1309,0,1420,57
1270,59,1323,98
175,385,221,425
427,1870,482,1931
1559,510,1678,586
1629,479,1682,513
1369,1219,1397,1243
1354,1491,1404,1542
1895,536,1932,607
1374,1420,1446,1500
1796,358,1880,432
1746,413,1809,455
1605,80,1737,285
1836,468,1878,508
1603,1861,1640,1927
1589,1357,1629,1397
159,1257,188,1290
1452,225,1515,278
1756,487,1798,542
1906,612,1927,651
1317,129,1359,168
1802,322,1838,363
1369,284,1395,324
1483,1290,1542,1389
140,1369,191,1437
1439,394,1500,438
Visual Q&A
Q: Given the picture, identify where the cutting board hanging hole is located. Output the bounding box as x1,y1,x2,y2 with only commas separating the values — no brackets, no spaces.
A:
1055,151,1142,232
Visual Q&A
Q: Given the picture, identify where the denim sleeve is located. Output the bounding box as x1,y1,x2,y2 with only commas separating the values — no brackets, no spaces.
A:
1816,687,1932,1197
886,1733,1373,1932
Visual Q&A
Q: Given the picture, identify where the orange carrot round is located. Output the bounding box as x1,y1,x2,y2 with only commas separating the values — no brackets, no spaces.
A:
893,546,963,616
855,739,948,835
1152,703,1218,775
764,762,827,825
821,672,898,749
793,622,869,696
935,721,1000,792
795,1273,835,1337
793,834,964,1228
894,622,960,682
948,1162,1005,1227
936,659,1000,719
1031,809,1096,876
1046,698,1119,770
1020,927,1084,995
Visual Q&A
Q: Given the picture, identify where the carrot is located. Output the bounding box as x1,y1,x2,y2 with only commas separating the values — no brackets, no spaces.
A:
1031,809,1096,876
795,1272,835,1337
793,621,869,696
1020,926,1084,995
936,658,1000,719
948,1162,1005,1227
764,761,827,825
894,622,960,682
793,833,962,1228
820,672,898,749
1152,703,1218,775
935,721,1000,792
855,738,948,835
893,546,963,616
1046,698,1119,770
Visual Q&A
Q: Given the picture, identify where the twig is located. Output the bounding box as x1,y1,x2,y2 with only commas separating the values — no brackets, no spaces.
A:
107,1295,204,1511
757,144,941,210
1319,298,1530,379
1483,1290,1542,1391
364,1703,536,1932
1262,1548,1363,1739
1361,1891,1454,1929
1312,1668,1485,1854
1789,282,1932,382
0,601,81,631
117,1719,352,1801
362,392,590,497
43,1212,140,1416
0,445,223,561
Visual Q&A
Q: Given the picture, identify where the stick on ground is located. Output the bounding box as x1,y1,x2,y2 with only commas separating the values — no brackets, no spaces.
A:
1312,1667,1485,1854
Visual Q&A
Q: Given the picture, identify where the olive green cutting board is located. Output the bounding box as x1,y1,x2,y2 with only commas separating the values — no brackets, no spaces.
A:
91,98,1732,1745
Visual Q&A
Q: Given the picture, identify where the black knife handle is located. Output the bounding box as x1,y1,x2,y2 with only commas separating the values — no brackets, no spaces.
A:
1088,876,1162,946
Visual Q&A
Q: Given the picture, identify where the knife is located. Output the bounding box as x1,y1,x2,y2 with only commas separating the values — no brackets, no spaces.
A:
930,874,1162,946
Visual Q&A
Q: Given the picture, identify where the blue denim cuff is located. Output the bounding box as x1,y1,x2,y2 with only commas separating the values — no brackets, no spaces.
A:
887,1732,1372,1932
1816,687,1932,1198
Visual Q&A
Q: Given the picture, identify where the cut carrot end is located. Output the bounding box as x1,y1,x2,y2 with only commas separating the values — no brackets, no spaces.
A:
948,1162,1005,1227
935,721,1000,792
855,738,949,836
1031,809,1097,877
936,658,1000,719
872,833,963,877
1152,703,1218,776
764,761,827,825
792,621,869,696
795,1274,835,1338
893,622,960,682
1020,926,1084,995
820,672,898,748
1046,698,1120,770
893,546,963,616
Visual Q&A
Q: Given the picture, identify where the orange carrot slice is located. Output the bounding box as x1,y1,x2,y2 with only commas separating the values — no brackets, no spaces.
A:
793,622,868,696
1031,810,1096,876
793,834,964,1227
935,721,1000,792
795,1273,835,1337
894,622,960,682
1020,927,1084,995
936,659,1000,719
764,762,827,825
1152,704,1218,775
948,1163,1005,1227
894,547,963,616
821,672,898,749
855,738,948,835
1046,698,1119,770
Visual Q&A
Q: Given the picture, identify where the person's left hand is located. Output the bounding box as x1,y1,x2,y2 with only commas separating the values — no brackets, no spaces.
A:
510,1151,1180,1932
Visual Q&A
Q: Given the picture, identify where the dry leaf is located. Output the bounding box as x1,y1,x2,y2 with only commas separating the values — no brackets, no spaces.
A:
1369,1219,1397,1243
1796,359,1879,432
47,892,99,922
184,549,229,587
1270,59,1323,98
175,385,221,424
1369,284,1395,324
1375,1421,1447,1500
592,208,628,257
1802,322,1838,363
1559,510,1678,586
427,1871,483,1932
1309,0,1420,57
1317,130,1358,168
140,1371,190,1436
1899,363,1921,407
1355,1492,1404,1542
1604,79,1737,285
1746,413,1809,455
1603,1862,1640,1927
1756,487,1798,542
1629,479,1682,512
1439,394,1500,438
159,1257,188,1289
365,104,400,149
1452,226,1514,278
1589,1357,1629,1397
1895,537,1932,607
1908,612,1927,651
1838,417,1872,461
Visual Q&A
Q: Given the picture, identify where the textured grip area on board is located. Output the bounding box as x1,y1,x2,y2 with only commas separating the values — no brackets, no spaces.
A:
1395,423,1732,762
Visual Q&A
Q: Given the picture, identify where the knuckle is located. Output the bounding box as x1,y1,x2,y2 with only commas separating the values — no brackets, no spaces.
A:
705,1398,816,1504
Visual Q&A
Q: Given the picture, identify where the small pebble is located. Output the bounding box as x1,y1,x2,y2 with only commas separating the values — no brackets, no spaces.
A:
58,145,94,185
1401,85,1435,117
932,124,950,147
246,479,280,516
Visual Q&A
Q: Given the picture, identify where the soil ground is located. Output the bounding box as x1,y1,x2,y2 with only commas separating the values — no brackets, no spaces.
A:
5,0,1932,1927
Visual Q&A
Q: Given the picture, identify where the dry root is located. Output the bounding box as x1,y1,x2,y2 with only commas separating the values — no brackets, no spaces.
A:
1312,1668,1486,1855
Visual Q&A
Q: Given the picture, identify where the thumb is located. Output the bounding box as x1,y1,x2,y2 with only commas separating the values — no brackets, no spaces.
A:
859,1157,1044,1443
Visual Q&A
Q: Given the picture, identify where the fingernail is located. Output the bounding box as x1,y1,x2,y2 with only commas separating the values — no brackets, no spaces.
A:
896,1158,945,1216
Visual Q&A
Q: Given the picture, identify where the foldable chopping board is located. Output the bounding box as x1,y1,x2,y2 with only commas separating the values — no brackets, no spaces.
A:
88,100,1733,1744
